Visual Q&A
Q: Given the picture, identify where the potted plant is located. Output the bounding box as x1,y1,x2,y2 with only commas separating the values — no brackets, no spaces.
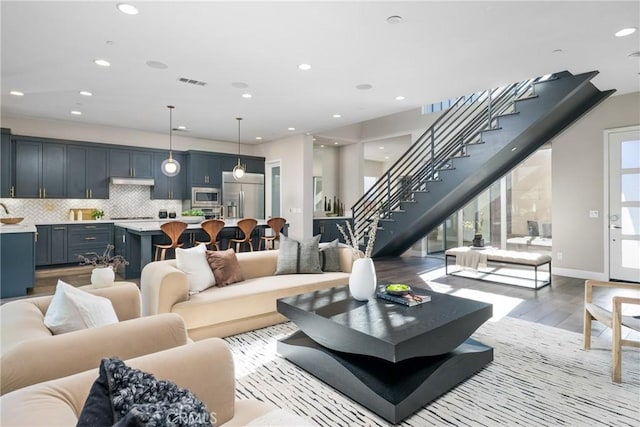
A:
78,244,129,288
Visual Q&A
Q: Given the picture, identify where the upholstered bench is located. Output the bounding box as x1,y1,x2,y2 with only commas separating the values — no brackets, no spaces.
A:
445,247,552,289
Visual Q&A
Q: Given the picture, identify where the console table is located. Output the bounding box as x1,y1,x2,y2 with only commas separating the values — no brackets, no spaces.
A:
276,285,493,423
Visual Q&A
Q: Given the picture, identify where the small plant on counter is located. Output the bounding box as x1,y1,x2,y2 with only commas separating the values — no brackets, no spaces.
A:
78,244,129,270
91,209,105,220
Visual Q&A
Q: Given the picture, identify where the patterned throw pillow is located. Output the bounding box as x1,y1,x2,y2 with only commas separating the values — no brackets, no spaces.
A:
275,235,322,274
77,357,211,427
206,249,244,287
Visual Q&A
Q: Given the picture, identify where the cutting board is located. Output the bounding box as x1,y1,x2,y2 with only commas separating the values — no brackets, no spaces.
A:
70,208,98,220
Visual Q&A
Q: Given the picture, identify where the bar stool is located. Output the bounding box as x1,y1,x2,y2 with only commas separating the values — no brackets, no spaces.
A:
259,217,287,250
196,219,225,250
228,218,257,252
154,221,188,261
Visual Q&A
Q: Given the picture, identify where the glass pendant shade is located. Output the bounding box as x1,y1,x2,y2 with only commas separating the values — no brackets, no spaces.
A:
162,105,181,177
233,117,246,180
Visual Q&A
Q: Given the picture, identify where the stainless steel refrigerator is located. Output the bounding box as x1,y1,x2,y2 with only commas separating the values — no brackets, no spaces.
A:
222,171,265,219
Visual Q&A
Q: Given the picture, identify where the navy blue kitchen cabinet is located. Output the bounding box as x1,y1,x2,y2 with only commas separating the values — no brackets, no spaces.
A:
188,151,221,187
152,152,187,200
313,217,352,243
0,231,35,298
109,149,153,178
14,138,66,198
67,223,114,263
35,225,68,266
1,128,13,198
66,146,109,199
220,155,265,174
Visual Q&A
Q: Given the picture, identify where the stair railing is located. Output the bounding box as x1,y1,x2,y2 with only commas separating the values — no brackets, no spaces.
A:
352,74,554,240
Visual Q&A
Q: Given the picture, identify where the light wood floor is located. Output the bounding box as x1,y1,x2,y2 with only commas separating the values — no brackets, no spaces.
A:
15,255,639,341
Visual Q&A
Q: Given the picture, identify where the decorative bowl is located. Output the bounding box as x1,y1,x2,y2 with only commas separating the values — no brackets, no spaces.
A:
385,283,412,295
0,217,24,225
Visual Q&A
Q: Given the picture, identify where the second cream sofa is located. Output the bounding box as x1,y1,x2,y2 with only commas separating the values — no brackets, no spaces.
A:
141,247,356,340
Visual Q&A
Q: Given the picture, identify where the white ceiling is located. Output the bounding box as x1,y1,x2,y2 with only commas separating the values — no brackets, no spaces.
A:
1,1,639,152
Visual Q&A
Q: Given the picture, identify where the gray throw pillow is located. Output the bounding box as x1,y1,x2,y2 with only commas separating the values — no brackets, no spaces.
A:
319,239,342,272
275,235,322,274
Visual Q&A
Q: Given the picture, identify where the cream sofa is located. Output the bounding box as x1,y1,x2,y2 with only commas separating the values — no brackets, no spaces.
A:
0,283,188,395
141,248,355,340
0,338,314,426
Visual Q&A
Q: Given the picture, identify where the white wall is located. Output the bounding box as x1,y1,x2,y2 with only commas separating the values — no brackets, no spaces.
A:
256,134,313,239
364,160,384,177
1,114,247,155
552,92,640,279
339,142,364,213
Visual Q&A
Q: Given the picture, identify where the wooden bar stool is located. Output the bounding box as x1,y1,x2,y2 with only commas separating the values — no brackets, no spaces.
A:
228,218,257,252
196,219,225,250
259,217,286,250
154,221,188,261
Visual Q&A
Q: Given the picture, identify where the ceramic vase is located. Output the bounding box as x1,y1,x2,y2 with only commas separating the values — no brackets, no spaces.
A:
349,257,377,301
91,266,115,288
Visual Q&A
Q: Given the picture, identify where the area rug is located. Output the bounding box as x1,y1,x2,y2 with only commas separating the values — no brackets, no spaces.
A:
224,317,639,426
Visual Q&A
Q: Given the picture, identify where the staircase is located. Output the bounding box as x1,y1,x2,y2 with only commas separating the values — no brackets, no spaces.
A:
352,70,614,257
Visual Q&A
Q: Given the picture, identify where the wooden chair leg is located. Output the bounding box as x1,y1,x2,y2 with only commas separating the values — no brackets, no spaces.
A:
612,298,622,383
583,309,592,350
248,241,254,252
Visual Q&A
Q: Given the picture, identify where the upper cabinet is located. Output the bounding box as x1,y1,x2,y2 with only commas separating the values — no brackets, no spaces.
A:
188,152,221,187
66,146,109,199
1,128,12,198
220,155,265,175
109,149,153,178
151,152,187,200
13,138,66,199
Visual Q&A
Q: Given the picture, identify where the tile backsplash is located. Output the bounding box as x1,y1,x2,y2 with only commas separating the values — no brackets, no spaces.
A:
0,185,183,224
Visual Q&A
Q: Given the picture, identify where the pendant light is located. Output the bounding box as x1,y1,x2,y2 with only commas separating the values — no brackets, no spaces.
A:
161,105,181,177
232,117,246,180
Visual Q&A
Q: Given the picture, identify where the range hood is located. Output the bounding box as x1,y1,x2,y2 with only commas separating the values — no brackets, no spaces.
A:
110,177,155,186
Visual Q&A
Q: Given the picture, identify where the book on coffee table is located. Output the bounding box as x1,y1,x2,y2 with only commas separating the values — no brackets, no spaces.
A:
376,291,431,307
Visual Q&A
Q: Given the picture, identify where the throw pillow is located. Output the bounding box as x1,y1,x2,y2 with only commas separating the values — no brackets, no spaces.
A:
206,249,244,287
275,235,322,275
77,357,211,427
44,280,119,335
319,239,342,272
176,243,216,294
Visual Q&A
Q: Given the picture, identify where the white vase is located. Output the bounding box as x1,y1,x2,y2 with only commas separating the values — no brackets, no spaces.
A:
91,266,115,288
349,257,377,301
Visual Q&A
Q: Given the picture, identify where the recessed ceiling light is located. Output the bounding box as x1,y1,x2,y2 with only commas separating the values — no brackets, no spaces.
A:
9,90,24,96
386,15,403,24
71,110,82,116
551,49,563,54
79,91,92,96
177,125,187,130
379,146,385,150
94,59,110,67
288,127,296,131
298,63,312,71
395,96,405,101
117,3,139,15
334,141,339,145
332,114,342,118
255,136,262,140
384,156,389,160
616,27,637,37
242,93,252,99
356,83,373,90
146,60,168,70
231,82,249,89
320,145,325,148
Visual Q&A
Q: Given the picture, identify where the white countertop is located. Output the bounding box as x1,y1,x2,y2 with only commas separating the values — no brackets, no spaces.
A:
114,218,270,232
0,224,37,234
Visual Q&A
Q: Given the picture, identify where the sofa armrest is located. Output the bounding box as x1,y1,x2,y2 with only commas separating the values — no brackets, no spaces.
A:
141,260,189,316
0,313,188,395
0,338,235,427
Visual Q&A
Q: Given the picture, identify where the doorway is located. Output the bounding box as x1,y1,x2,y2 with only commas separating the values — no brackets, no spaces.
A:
607,126,640,282
265,160,281,218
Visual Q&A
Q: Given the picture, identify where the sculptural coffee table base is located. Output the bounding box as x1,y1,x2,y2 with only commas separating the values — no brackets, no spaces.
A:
277,285,493,424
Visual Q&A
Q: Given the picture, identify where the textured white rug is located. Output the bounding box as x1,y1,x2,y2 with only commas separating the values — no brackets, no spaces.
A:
225,317,639,426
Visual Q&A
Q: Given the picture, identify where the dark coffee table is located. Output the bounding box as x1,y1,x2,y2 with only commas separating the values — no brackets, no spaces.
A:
276,284,493,424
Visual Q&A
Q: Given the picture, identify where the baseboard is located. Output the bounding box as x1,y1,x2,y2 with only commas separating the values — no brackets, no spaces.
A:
552,267,607,281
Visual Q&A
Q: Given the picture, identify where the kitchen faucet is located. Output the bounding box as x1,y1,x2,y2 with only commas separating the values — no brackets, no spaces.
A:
0,202,8,214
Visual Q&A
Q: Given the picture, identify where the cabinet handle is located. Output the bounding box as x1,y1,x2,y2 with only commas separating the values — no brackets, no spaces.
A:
35,232,38,242
84,237,97,240
122,235,126,243
10,186,15,197
132,168,136,177
85,189,89,198
89,189,93,198
84,225,97,229
43,188,46,198
39,188,42,198
53,227,66,230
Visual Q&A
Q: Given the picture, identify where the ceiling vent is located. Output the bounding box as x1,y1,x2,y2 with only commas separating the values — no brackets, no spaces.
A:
177,77,207,86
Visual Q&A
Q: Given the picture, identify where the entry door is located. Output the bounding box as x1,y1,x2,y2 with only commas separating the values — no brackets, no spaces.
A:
609,127,640,282
265,160,281,218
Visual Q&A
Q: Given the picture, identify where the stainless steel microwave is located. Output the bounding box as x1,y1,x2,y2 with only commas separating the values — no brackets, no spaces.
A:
191,187,221,208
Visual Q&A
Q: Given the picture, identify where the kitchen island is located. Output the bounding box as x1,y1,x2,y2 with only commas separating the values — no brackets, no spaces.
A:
114,219,284,279
0,224,36,298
